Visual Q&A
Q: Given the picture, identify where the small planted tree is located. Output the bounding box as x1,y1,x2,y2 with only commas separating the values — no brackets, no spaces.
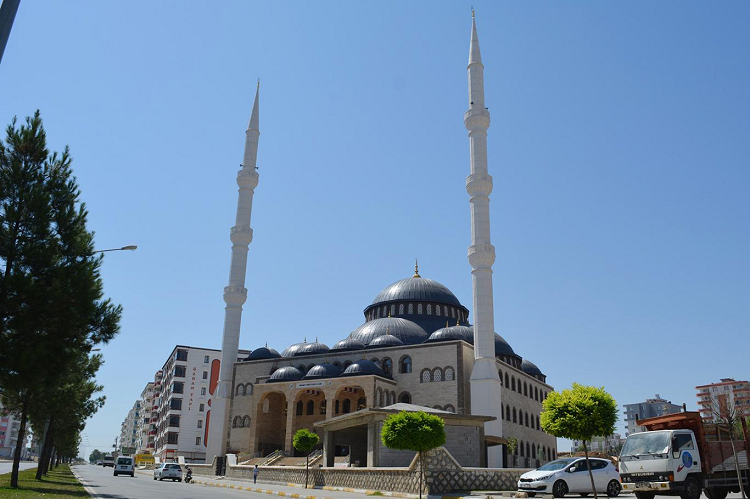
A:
506,437,518,467
381,411,446,499
292,428,319,489
707,397,747,499
540,383,618,499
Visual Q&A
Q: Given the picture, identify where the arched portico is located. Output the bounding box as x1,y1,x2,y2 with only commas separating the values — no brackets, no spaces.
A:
254,392,287,456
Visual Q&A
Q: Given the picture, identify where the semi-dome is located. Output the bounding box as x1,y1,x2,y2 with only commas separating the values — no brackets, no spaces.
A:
367,334,404,348
266,366,304,383
330,338,366,352
521,359,544,377
244,346,281,361
303,363,342,380
370,276,462,308
425,325,467,343
349,317,428,346
280,341,307,358
341,359,386,378
294,341,330,357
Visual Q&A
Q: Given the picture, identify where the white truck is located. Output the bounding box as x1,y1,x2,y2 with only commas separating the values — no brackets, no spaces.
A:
619,412,748,499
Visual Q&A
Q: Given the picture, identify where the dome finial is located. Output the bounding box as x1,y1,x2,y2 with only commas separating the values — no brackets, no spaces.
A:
413,259,421,278
315,336,318,343
304,336,307,343
471,6,475,19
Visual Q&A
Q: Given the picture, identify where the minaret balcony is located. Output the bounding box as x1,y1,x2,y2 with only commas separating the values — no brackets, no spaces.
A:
224,285,248,307
464,107,490,130
230,226,253,246
237,169,259,189
467,244,496,269
466,173,493,197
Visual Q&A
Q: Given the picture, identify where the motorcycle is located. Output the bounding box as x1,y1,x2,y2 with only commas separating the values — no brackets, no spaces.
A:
185,469,193,484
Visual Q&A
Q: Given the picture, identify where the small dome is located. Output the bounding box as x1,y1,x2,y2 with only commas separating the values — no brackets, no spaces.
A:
425,325,467,343
494,333,518,358
244,347,281,361
521,359,544,377
341,359,386,378
349,317,428,346
294,341,330,357
330,338,366,352
371,276,462,308
266,366,304,383
280,341,307,358
368,334,404,348
302,363,342,380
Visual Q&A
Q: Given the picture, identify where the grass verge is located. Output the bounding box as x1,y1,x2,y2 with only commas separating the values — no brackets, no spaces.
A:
0,464,89,497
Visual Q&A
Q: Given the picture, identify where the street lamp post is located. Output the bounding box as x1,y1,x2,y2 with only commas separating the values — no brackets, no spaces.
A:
94,245,137,254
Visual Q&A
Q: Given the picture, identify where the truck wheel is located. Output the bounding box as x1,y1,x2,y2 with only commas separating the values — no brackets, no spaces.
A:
553,480,569,498
606,480,621,497
704,488,728,499
634,492,655,499
680,477,701,499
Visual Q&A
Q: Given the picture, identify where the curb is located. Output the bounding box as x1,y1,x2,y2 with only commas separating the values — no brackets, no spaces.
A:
191,478,335,499
69,466,101,498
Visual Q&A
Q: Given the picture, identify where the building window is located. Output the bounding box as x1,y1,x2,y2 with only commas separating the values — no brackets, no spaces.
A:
427,304,432,315
172,382,184,394
398,392,411,404
201,387,206,396
357,397,366,410
170,398,182,410
511,377,515,392
451,308,455,318
176,349,188,361
236,385,245,396
513,408,517,423
433,368,443,382
505,373,509,387
196,437,201,445
421,370,431,383
383,306,387,316
399,304,404,315
535,387,539,401
320,400,326,415
343,399,351,414
296,401,303,416
243,416,250,427
174,365,186,377
537,416,540,431
445,367,454,381
444,404,455,413
203,371,208,380
524,382,528,397
383,358,393,376
525,412,529,427
306,400,314,415
377,308,380,318
168,415,180,427
390,304,395,316
335,400,340,414
199,403,204,412
418,304,423,314
263,399,270,413
197,420,203,428
204,355,209,363
399,356,412,373
344,360,352,369
408,303,413,314
167,432,179,444
436,305,441,316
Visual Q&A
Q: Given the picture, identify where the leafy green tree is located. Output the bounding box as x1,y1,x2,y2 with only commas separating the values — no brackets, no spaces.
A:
0,111,121,488
540,383,618,499
381,411,446,499
293,428,320,489
89,449,104,464
506,436,518,466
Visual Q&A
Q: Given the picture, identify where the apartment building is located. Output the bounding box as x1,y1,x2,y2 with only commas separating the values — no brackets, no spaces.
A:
572,434,624,454
623,395,682,436
151,345,248,463
118,400,141,453
0,402,29,459
136,382,155,453
696,378,750,422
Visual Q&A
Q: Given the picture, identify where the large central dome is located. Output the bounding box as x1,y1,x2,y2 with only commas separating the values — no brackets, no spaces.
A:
371,276,462,307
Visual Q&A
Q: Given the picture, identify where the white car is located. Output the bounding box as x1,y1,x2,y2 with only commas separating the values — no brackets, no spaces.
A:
113,456,135,477
153,463,183,482
518,457,622,498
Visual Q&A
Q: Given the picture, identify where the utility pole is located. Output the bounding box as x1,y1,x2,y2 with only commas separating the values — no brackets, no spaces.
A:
0,0,20,64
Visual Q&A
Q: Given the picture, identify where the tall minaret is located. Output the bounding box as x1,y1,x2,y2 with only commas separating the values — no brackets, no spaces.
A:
207,82,261,460
464,12,504,467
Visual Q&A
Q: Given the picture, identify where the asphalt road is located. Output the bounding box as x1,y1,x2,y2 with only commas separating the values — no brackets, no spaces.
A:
74,464,293,499
0,461,37,475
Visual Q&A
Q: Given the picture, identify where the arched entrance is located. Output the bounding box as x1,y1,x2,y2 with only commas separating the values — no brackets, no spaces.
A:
255,392,287,456
290,389,327,456
333,385,366,416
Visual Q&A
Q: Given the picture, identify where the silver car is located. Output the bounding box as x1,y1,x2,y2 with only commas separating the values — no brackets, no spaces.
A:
153,463,183,482
518,457,621,498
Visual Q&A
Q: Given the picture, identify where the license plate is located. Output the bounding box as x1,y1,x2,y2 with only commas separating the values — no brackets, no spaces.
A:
519,484,532,488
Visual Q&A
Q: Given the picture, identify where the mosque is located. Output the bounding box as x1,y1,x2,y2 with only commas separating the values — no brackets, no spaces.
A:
206,14,558,468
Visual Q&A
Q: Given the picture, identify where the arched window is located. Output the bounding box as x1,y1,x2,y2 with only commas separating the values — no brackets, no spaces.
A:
320,400,326,415
498,370,503,385
532,444,536,458
357,397,366,410
511,376,516,391
525,412,529,427
524,382,528,397
236,385,245,396
512,407,517,423
391,391,396,404
262,398,270,414
434,405,442,410
246,384,253,395
306,400,314,415
535,387,539,401
536,416,540,431
408,303,413,314
400,356,412,373
427,304,432,315
383,358,393,376
233,416,241,428
344,360,352,369
390,304,395,316
418,304,423,314
451,308,455,318
526,442,531,458
505,373,509,387
445,367,454,381
433,368,443,382
518,381,523,394
548,449,552,461
421,370,431,383
384,391,390,405
343,399,351,414
375,389,381,407
520,441,525,457
296,401,303,416
335,400,340,414
436,305,441,316
398,392,411,404
505,405,511,421
444,404,455,413
399,304,404,315
553,449,556,459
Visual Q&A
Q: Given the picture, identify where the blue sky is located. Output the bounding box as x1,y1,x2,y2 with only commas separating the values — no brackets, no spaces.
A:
1,1,749,454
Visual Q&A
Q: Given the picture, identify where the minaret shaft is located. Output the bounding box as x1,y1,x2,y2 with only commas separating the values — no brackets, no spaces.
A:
207,86,260,460
465,15,504,468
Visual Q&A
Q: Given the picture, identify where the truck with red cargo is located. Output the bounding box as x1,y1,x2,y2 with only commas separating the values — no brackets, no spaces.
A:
619,411,748,499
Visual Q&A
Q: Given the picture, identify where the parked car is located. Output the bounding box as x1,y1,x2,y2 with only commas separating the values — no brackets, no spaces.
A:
113,456,135,477
518,457,621,498
153,463,183,482
102,455,115,468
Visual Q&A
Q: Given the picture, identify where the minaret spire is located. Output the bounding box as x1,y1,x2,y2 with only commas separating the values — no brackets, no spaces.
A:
464,13,504,468
207,82,261,460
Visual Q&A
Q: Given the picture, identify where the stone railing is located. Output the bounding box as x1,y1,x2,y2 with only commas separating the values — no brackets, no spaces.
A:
202,448,529,494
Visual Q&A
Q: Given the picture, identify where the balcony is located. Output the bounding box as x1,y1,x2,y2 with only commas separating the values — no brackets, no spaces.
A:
148,430,156,436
